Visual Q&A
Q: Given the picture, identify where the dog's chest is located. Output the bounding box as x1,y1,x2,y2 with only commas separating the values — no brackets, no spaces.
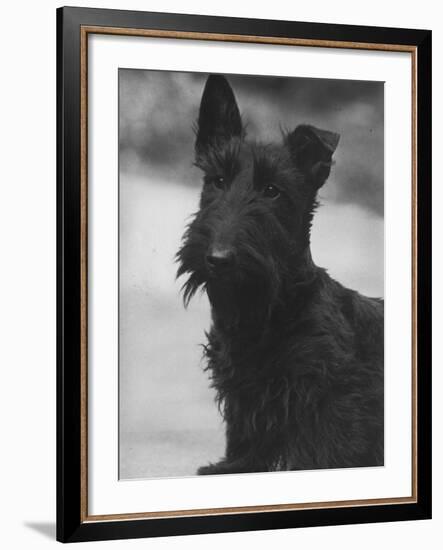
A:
207,332,294,430
206,325,345,439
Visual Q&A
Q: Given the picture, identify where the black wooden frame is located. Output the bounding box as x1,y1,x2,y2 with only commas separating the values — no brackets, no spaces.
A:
57,6,432,543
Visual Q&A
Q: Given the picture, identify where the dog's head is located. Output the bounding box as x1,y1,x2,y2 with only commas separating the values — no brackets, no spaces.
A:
177,75,339,318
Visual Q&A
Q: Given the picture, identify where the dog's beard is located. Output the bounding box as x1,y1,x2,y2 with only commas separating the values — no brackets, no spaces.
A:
176,259,207,307
176,222,210,306
207,277,278,334
177,245,283,335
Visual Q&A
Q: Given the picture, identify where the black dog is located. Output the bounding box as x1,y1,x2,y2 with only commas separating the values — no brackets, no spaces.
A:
177,74,384,475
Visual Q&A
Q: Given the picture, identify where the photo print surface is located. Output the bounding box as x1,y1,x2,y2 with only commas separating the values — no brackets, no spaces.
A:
119,69,384,480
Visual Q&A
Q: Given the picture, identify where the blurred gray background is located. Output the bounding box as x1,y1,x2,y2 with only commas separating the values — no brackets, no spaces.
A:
119,69,384,480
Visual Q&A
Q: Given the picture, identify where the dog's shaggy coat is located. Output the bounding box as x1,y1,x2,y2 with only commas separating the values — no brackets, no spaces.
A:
177,74,384,475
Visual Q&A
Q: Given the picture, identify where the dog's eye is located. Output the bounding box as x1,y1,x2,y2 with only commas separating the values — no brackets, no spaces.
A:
263,184,280,199
203,175,225,190
212,176,225,189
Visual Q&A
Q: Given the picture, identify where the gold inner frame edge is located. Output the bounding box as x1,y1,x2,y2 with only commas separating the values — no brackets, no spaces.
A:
79,25,418,523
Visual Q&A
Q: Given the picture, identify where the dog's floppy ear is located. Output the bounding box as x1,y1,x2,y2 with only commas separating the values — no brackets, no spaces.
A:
287,124,340,188
195,74,243,154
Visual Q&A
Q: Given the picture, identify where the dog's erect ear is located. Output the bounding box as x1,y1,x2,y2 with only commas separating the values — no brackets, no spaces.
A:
195,75,242,154
287,124,340,188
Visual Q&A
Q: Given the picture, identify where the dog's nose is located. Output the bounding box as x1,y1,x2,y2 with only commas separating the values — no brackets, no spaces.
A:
206,248,235,273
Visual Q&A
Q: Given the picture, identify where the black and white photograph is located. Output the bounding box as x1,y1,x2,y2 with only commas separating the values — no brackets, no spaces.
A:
53,6,432,544
119,69,384,480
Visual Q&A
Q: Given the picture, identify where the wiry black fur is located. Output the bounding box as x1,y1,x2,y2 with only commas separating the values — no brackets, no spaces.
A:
176,74,384,475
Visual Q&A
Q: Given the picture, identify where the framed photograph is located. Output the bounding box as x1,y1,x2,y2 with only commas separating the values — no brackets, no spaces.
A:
57,6,432,543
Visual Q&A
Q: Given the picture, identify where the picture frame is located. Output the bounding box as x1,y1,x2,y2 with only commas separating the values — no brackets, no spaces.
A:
56,6,432,543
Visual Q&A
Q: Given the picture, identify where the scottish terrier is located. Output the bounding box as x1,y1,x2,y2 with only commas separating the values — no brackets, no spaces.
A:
177,74,384,475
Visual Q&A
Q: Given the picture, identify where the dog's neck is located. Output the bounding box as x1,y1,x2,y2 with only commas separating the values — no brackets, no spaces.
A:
208,246,319,342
